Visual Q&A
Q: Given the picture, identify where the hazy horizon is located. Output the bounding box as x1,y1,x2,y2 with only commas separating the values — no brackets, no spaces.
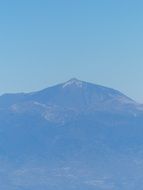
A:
1,0,143,102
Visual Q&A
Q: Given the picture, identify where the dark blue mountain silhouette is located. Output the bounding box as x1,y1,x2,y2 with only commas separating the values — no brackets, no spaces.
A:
0,79,143,190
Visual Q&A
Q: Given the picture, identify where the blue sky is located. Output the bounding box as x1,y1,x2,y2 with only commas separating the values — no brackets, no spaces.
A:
0,0,143,102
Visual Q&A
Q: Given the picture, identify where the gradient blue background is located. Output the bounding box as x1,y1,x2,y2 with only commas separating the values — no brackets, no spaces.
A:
0,0,143,102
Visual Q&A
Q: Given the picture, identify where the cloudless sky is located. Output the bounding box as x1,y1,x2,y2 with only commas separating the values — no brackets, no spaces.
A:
0,0,143,102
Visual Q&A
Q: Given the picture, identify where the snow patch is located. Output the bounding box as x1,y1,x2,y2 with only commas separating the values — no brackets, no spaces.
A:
63,78,83,88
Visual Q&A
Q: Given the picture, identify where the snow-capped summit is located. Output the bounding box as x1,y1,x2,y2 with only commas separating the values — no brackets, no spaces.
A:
62,78,83,88
0,78,139,119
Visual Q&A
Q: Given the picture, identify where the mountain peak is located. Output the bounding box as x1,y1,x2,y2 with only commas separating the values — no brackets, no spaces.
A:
62,78,83,88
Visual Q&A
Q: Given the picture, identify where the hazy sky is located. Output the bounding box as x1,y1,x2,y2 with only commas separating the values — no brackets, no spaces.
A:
0,0,143,102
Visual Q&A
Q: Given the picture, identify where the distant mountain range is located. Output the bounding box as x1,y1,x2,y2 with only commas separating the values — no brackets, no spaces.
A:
1,78,143,190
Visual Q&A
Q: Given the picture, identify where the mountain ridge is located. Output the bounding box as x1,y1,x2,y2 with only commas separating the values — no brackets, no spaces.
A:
0,78,140,124
0,78,137,106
